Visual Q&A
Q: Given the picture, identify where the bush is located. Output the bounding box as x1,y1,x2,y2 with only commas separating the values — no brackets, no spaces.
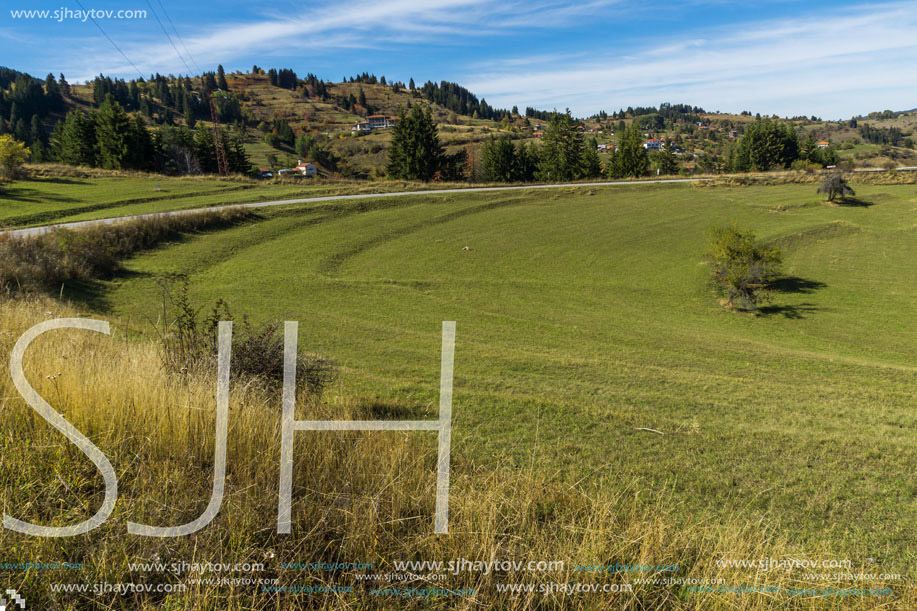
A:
0,134,30,183
158,277,336,397
703,225,782,311
0,208,253,295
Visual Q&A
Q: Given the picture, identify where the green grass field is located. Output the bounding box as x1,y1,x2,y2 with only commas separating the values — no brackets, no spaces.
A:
80,180,917,574
0,171,511,229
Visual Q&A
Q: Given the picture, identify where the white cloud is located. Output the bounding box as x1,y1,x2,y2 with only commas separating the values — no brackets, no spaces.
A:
46,0,917,117
62,0,612,81
461,1,917,118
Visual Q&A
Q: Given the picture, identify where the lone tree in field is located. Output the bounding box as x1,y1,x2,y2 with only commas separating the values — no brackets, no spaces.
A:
386,105,444,181
0,134,29,186
817,173,855,203
704,225,783,311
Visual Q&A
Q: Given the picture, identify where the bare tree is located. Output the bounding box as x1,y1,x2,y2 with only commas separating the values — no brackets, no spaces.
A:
817,173,855,203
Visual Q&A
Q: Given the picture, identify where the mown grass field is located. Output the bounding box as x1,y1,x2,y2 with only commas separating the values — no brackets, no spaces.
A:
0,169,518,229
3,178,917,609
92,182,917,557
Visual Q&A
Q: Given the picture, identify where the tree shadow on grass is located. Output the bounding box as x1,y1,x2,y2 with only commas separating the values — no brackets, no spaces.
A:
758,275,826,318
770,276,827,294
825,197,873,207
359,398,428,420
757,303,820,319
29,177,89,186
0,187,79,203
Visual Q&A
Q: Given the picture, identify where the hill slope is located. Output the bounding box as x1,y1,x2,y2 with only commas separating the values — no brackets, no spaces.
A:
89,181,917,571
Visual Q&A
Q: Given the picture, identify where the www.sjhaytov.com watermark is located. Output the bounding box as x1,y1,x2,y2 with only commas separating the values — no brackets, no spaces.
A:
9,7,147,21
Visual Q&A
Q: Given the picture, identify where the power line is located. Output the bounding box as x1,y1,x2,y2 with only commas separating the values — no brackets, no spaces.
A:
155,0,203,75
73,0,145,81
145,0,194,76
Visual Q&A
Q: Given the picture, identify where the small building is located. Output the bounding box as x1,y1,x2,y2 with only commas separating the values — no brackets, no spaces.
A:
533,131,544,138
351,114,398,133
643,138,663,150
295,160,318,176
257,169,273,179
817,140,830,149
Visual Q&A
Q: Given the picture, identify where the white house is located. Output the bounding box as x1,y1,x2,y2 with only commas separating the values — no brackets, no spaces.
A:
643,138,663,150
351,114,398,133
295,160,318,176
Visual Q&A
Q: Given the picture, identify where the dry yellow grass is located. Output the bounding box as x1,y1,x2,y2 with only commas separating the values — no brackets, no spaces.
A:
0,296,912,609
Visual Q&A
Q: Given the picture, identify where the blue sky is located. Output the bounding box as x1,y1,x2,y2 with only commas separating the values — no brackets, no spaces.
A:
3,0,916,119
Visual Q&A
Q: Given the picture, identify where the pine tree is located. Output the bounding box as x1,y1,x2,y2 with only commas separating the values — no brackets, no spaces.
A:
481,134,517,182
29,114,44,146
95,94,131,169
515,141,537,181
59,73,71,96
656,138,678,175
58,112,97,166
217,64,228,90
613,123,649,178
48,118,64,160
194,123,216,174
183,95,195,128
579,137,602,178
536,111,585,181
409,77,415,90
128,81,140,109
733,119,799,171
386,105,444,181
358,87,367,108
126,115,154,170
227,129,251,174
13,119,28,144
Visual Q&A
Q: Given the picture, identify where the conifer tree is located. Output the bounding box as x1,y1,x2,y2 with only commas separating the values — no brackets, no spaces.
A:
536,111,584,181
95,94,131,169
58,111,97,166
217,64,228,90
194,123,217,173
386,105,444,181
612,123,649,178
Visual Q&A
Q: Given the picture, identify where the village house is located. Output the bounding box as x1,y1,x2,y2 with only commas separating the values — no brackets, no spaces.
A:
817,140,830,149
643,138,663,150
295,160,318,176
352,114,398,133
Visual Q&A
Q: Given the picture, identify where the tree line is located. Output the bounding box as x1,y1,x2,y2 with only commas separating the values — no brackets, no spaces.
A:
49,94,250,175
388,108,651,182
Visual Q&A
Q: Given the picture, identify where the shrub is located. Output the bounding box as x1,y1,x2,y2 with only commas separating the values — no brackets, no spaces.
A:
817,173,855,202
0,208,253,295
157,277,336,397
0,134,30,183
703,225,782,311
